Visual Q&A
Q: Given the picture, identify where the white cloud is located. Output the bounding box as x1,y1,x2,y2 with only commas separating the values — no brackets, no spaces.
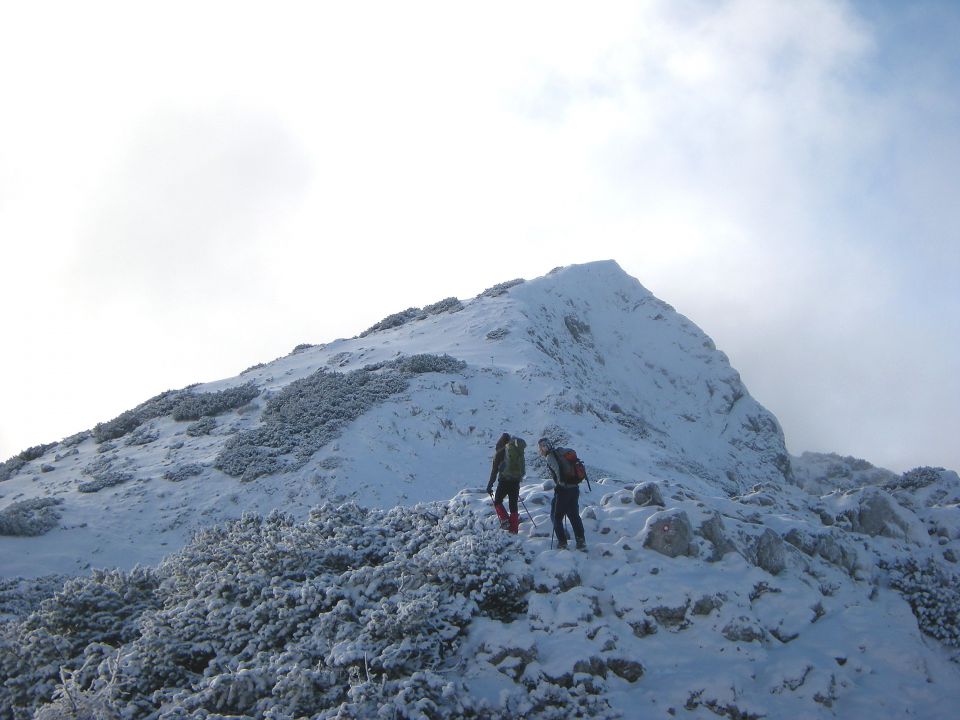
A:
0,0,957,472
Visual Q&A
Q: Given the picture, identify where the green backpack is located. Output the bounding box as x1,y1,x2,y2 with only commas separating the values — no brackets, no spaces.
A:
501,437,526,481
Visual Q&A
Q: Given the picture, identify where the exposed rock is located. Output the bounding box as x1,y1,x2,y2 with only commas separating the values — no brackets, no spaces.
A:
607,657,645,682
841,487,922,541
698,512,738,560
633,482,665,507
573,656,607,677
647,601,691,629
752,528,786,575
643,510,696,558
813,534,857,574
692,594,724,616
722,617,767,643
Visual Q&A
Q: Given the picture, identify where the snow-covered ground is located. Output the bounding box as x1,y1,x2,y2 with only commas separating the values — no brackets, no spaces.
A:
1,260,958,718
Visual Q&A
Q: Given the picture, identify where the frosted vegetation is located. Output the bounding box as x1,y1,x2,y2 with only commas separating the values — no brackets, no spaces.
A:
1,262,958,718
359,296,464,337
90,384,259,445
0,501,536,720
0,498,64,536
3,469,960,719
215,354,465,481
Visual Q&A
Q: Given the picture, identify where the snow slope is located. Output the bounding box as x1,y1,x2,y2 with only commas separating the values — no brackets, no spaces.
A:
2,260,959,719
0,260,788,576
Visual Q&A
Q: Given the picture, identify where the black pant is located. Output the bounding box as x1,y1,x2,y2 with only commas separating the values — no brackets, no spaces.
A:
552,486,584,542
494,480,520,513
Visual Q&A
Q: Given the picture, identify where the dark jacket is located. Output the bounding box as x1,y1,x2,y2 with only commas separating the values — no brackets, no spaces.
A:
488,432,512,489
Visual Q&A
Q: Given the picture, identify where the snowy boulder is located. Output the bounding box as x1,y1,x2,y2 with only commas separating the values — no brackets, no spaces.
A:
838,487,926,542
607,657,645,682
751,528,786,575
641,509,695,558
633,482,665,507
698,512,738,561
784,529,858,575
722,617,767,643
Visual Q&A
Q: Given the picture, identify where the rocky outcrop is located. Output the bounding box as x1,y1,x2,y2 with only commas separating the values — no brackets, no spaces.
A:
642,510,696,558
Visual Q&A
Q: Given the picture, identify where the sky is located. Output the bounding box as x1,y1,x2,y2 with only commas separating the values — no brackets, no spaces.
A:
0,0,957,475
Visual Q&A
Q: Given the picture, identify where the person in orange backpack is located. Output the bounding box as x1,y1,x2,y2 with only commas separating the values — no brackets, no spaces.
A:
487,432,526,533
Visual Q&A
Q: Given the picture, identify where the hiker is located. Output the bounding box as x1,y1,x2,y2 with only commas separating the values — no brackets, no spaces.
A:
487,432,525,534
538,437,587,551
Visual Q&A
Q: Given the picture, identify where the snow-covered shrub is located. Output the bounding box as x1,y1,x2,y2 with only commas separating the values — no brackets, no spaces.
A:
171,382,260,421
92,390,186,443
0,576,68,621
1,500,533,719
0,457,27,483
478,278,524,298
359,307,421,337
215,368,408,480
891,466,946,491
397,353,467,375
78,456,134,493
420,296,463,316
290,342,316,354
885,557,960,648
78,472,133,493
185,416,216,437
125,425,159,446
62,431,91,448
0,498,64,537
0,443,57,482
0,568,161,719
33,664,125,720
163,464,204,482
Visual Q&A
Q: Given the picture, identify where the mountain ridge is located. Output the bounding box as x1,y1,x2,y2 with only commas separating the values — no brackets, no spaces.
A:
2,261,959,719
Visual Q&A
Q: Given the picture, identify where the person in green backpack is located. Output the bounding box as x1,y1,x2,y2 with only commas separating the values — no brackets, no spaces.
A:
487,432,526,534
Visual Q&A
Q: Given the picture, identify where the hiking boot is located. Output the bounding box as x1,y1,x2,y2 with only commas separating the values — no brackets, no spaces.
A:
556,539,568,550
575,537,587,552
508,512,520,535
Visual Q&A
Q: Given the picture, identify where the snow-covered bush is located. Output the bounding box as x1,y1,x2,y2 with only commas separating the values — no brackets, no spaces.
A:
1,500,532,719
185,416,216,437
92,390,186,443
0,498,64,536
421,296,463,316
215,368,408,480
885,557,960,648
0,568,161,720
359,307,421,337
357,298,462,338
0,443,57,482
0,576,68,621
125,425,159,446
171,383,260,421
478,278,524,298
890,466,946,491
397,353,467,375
163,464,204,482
78,456,134,493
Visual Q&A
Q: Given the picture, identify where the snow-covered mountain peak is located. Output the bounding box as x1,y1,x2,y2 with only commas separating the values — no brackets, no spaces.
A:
3,261,960,719
2,261,790,575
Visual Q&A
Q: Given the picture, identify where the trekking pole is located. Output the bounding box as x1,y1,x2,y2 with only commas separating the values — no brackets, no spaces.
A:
549,501,555,549
519,497,537,528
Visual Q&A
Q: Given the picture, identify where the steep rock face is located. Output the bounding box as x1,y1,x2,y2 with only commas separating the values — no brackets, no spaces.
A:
509,262,790,493
1,260,789,576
